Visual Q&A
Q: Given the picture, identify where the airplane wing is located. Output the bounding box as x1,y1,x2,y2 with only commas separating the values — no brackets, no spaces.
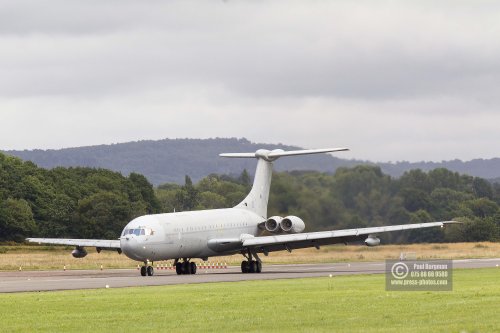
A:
242,221,459,253
26,238,121,249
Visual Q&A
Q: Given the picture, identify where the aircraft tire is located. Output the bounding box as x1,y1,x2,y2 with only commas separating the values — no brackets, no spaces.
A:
256,261,262,273
241,260,249,273
146,266,154,276
249,260,257,273
190,262,197,275
175,262,182,275
140,266,147,276
183,261,191,275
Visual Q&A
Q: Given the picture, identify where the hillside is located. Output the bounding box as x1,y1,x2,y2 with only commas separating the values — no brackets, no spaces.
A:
4,138,500,185
3,138,357,185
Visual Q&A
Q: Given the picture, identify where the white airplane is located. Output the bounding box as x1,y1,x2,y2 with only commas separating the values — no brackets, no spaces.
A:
28,148,458,276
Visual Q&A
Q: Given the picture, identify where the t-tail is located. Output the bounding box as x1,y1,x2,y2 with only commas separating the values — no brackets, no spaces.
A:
219,148,349,218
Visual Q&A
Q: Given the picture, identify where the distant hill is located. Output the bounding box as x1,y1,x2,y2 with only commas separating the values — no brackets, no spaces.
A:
4,138,500,185
3,138,358,185
490,177,500,184
378,159,500,181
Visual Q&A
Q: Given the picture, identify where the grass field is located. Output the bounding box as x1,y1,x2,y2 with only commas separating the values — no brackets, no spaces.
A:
1,242,499,271
0,268,498,332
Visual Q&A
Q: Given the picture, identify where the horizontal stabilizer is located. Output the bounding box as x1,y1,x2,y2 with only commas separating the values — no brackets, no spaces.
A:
268,148,349,158
219,152,257,158
220,147,349,161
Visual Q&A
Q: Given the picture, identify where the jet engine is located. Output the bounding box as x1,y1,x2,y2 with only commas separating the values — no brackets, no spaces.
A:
364,235,380,247
264,216,306,234
265,216,283,233
280,216,306,234
71,246,88,258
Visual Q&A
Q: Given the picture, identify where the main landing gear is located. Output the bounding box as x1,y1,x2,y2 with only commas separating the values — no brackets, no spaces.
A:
140,263,154,277
174,258,197,275
241,250,262,274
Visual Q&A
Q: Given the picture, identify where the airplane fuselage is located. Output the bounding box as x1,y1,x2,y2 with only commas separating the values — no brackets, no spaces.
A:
120,208,264,262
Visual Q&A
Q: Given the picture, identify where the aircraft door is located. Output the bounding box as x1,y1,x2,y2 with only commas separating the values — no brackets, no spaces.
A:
162,222,181,258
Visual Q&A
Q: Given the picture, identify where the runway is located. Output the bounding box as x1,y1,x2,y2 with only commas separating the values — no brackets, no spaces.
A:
1,258,499,293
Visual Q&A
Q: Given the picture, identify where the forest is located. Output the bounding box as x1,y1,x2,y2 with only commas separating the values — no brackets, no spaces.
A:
0,153,160,242
1,151,499,243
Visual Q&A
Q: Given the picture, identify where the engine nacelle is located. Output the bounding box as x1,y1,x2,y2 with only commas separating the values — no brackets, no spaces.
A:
280,216,306,234
71,246,88,258
364,236,380,247
265,216,283,233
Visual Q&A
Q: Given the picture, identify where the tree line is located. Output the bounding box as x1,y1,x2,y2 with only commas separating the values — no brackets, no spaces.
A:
1,151,499,243
156,167,500,243
0,153,160,241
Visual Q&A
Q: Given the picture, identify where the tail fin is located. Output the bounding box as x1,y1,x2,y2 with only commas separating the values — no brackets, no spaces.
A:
220,148,349,218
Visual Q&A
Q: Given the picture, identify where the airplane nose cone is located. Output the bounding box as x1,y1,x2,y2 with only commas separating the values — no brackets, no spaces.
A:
120,236,143,261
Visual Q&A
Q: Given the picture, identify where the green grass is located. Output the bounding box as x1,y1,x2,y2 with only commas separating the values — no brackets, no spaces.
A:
0,269,498,333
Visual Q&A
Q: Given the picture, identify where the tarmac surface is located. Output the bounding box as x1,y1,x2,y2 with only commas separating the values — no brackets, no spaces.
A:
1,258,499,293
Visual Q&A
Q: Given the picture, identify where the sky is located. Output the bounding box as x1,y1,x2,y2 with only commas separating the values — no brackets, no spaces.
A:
1,0,499,162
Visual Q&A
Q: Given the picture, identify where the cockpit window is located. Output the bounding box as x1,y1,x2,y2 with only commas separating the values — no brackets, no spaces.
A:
123,227,154,237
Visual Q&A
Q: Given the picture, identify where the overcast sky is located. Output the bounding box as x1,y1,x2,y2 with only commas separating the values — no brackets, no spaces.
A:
1,1,499,162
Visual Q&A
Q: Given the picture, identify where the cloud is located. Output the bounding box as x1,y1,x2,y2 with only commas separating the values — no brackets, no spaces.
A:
1,1,499,161
2,1,500,100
